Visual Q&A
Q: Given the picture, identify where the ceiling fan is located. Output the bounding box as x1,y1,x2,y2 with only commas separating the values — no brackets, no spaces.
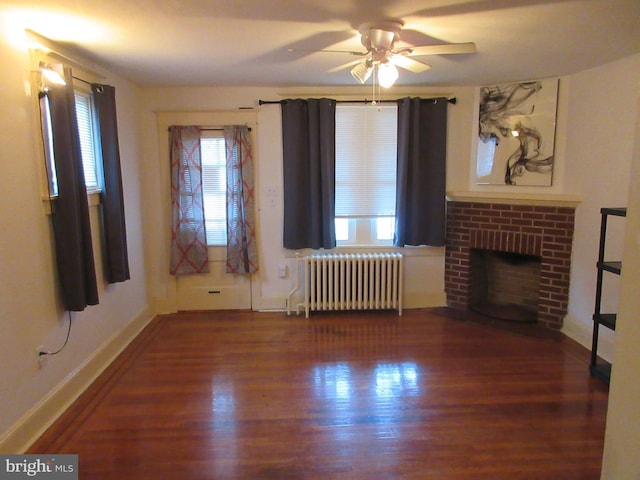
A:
304,20,476,87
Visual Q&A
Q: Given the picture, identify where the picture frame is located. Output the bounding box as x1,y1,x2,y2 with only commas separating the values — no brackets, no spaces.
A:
476,78,559,186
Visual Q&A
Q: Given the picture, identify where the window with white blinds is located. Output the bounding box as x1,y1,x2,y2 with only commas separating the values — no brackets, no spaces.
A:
335,104,397,245
335,105,397,218
74,91,101,192
200,133,227,246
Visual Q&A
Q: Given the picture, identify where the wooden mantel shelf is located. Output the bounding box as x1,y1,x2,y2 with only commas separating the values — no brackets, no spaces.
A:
446,191,582,207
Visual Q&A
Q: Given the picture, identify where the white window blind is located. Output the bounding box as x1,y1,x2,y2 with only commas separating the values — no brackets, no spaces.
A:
335,105,397,218
201,134,227,246
74,92,101,191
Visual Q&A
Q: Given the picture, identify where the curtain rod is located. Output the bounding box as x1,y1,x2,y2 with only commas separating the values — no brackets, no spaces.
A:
167,126,252,132
73,76,93,86
258,97,456,105
201,127,252,131
72,76,109,93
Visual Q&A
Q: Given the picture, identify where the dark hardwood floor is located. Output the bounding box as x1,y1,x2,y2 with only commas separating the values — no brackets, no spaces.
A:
29,308,609,479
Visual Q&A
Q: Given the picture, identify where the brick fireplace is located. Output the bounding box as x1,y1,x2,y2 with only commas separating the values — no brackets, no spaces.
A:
444,194,578,329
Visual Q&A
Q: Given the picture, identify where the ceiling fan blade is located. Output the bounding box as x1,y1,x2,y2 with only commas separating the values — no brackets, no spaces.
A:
288,48,368,56
407,42,477,56
389,54,431,73
328,58,364,73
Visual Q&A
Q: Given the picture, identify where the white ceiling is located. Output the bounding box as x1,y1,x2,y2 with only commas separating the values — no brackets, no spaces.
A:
5,0,640,87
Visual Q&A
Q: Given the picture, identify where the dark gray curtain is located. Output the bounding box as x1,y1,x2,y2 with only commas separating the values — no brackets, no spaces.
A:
394,97,448,247
281,98,336,250
45,67,99,310
92,84,130,283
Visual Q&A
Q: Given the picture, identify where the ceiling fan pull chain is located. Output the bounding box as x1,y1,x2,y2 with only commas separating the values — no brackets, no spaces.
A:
376,68,380,107
372,64,377,105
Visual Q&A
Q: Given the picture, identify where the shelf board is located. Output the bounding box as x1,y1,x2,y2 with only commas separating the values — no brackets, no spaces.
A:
600,207,627,217
446,191,582,207
598,261,622,274
593,313,617,330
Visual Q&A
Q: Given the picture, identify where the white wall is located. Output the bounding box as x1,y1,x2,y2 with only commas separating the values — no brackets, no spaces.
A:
561,55,640,359
140,85,477,314
0,16,151,451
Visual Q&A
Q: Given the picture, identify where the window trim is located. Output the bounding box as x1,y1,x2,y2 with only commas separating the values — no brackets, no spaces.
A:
30,41,106,208
39,86,104,212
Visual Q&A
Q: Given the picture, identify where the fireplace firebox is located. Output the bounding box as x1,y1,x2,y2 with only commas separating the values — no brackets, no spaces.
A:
469,249,542,323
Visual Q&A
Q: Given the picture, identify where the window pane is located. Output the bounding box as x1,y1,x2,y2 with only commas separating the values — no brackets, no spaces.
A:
376,217,395,240
201,135,227,246
74,92,100,191
335,218,349,241
40,95,58,197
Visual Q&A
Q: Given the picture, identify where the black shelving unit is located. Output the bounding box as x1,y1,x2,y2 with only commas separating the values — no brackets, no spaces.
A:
590,207,626,384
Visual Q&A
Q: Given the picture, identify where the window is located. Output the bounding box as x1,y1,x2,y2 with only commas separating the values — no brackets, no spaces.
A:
40,86,103,196
335,104,397,245
200,132,227,246
74,90,101,192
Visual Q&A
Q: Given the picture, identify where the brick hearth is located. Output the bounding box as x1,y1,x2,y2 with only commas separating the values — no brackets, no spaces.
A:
445,200,576,329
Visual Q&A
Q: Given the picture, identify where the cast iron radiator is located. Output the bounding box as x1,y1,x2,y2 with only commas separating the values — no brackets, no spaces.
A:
287,253,404,317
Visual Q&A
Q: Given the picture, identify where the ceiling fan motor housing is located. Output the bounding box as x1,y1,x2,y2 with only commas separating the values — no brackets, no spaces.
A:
359,21,403,53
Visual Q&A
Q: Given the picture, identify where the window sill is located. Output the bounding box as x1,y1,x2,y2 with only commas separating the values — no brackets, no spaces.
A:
42,191,102,215
334,245,443,257
284,245,444,258
88,191,101,206
206,245,227,262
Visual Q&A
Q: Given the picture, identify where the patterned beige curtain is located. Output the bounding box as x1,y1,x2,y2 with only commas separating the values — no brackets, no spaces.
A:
169,126,210,274
224,126,258,273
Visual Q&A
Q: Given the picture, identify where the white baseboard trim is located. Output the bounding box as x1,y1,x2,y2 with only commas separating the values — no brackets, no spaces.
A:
404,291,447,309
563,312,614,362
261,292,447,314
257,296,287,312
0,306,154,454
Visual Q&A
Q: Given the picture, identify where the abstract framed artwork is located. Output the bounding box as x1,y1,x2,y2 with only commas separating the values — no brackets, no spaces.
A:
476,78,559,186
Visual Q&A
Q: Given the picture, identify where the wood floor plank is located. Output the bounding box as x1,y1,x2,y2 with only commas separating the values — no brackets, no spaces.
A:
28,308,608,479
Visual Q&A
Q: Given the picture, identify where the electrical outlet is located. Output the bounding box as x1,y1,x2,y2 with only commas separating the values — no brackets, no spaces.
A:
266,186,278,208
37,347,48,368
278,264,288,278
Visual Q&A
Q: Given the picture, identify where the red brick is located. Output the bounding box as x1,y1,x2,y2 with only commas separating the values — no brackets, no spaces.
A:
500,210,523,219
500,224,522,233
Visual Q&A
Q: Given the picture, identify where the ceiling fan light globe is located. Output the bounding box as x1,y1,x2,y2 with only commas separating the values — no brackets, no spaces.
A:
351,61,373,84
378,62,398,88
